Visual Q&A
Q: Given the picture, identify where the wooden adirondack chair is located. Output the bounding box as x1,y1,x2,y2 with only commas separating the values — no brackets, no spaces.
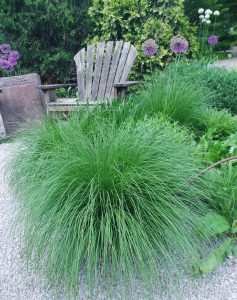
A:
38,41,139,112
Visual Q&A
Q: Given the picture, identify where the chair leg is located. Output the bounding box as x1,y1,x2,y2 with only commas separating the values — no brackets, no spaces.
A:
119,87,127,100
43,89,57,114
114,87,128,100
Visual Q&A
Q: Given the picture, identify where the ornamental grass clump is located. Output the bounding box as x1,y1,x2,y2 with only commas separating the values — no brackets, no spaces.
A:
131,70,211,132
9,116,212,297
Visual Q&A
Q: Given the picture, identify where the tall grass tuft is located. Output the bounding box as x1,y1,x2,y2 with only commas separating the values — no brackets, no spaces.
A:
129,70,213,133
9,115,212,298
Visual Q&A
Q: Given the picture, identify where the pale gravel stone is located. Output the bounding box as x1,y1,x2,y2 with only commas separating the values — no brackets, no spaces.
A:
0,142,237,300
213,57,237,70
0,113,6,138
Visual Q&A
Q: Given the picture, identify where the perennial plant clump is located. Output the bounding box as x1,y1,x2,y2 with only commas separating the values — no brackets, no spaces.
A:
9,115,212,297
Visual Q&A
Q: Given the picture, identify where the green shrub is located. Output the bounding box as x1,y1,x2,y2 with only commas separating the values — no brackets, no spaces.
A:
0,0,92,82
88,0,198,77
9,115,212,297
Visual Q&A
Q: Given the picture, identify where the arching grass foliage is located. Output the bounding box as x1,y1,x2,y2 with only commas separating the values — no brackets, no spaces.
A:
9,115,213,298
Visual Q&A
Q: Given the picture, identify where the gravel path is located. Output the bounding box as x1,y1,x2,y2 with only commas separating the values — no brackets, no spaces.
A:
213,57,237,70
1,142,237,300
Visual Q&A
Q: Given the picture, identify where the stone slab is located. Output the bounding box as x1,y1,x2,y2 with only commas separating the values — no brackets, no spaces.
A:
0,74,44,134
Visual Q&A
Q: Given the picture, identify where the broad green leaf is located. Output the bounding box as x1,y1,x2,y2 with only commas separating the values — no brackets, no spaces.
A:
197,213,230,237
199,239,232,275
231,220,237,234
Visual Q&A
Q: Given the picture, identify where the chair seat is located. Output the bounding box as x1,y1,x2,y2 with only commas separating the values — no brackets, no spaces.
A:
48,98,103,112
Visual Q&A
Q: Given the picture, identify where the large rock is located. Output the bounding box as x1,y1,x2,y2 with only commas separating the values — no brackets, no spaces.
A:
0,73,44,134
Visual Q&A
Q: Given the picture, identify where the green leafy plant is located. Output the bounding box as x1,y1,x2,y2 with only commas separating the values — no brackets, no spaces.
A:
196,160,237,274
198,238,233,275
198,118,237,164
56,87,77,98
9,114,213,297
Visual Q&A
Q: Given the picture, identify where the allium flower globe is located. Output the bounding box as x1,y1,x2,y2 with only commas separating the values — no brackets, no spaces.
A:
10,50,20,60
142,39,158,57
205,14,210,19
0,59,10,69
202,18,207,23
199,15,204,19
0,44,11,54
214,10,220,16
205,9,212,15
170,35,189,54
208,35,219,45
206,20,211,24
0,44,20,72
198,8,204,14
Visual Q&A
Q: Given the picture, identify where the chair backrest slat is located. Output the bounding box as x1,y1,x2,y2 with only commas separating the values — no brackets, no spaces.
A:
120,45,137,82
91,42,105,101
85,44,95,100
97,41,114,100
74,40,137,103
74,48,85,101
111,42,131,98
104,41,124,99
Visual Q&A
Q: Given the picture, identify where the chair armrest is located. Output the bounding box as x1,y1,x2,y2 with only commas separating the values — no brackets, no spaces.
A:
37,83,77,90
113,81,140,88
113,81,140,99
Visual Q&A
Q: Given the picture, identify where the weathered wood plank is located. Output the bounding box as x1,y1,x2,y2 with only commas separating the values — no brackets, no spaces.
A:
104,41,124,99
37,83,77,90
97,41,114,100
91,42,105,101
120,45,138,82
113,81,139,87
48,101,98,112
110,41,131,98
74,48,85,101
85,44,95,101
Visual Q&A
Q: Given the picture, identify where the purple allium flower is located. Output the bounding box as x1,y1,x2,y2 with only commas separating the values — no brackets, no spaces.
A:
6,65,15,72
0,44,19,71
170,35,189,53
8,51,20,66
8,57,17,66
9,50,20,60
208,35,218,45
0,59,10,70
0,44,11,54
0,53,9,60
142,39,158,57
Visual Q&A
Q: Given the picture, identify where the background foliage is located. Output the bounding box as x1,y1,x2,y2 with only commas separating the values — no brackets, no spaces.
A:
0,0,92,82
88,0,198,77
185,0,237,50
